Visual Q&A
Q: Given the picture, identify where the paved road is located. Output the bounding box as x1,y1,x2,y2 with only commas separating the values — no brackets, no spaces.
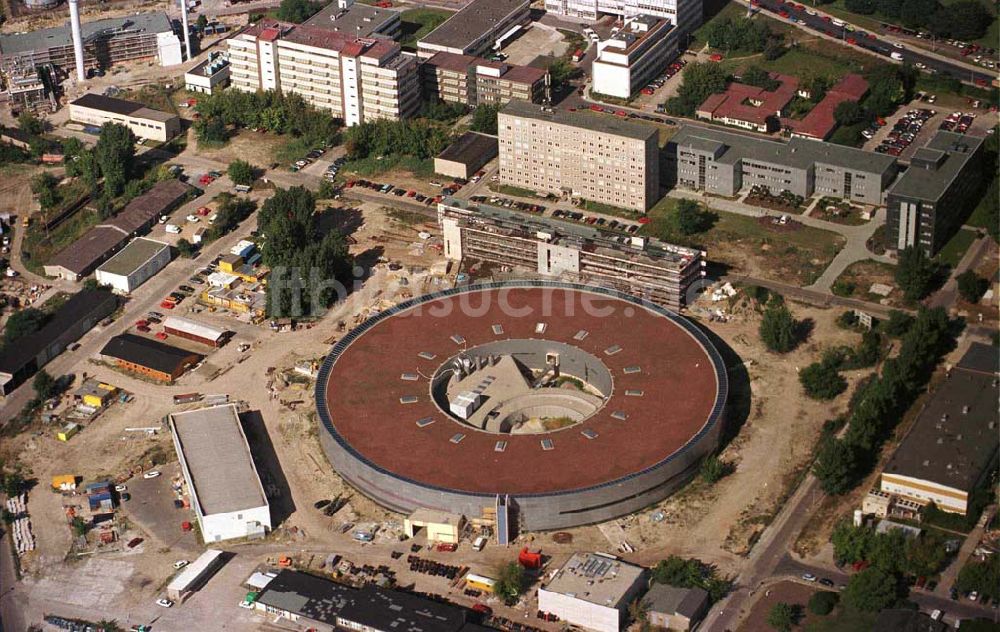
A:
935,506,997,597
928,234,991,309
776,556,1000,626
750,0,994,87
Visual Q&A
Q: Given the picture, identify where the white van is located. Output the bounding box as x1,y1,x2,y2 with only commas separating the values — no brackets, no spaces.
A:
891,52,904,61
165,224,181,234
472,536,487,551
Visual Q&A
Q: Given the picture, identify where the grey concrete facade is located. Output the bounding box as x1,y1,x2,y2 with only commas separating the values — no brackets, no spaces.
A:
886,131,985,255
315,281,728,532
667,125,898,206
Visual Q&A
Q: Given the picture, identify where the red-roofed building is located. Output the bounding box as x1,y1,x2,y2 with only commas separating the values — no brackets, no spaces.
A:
421,52,548,106
227,19,419,125
783,74,869,140
695,72,798,133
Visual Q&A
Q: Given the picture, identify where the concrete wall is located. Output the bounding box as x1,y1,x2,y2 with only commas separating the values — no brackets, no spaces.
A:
200,505,272,542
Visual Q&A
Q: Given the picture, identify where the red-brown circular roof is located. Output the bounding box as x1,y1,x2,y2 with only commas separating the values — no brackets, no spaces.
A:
321,286,722,495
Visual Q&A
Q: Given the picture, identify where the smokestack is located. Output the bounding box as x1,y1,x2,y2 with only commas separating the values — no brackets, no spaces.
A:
68,0,85,82
179,0,192,60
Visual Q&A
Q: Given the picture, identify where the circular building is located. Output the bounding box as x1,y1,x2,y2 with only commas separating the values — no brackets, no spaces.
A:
316,281,728,531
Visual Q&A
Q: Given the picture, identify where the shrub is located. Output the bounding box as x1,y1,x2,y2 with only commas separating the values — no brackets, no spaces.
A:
808,590,839,615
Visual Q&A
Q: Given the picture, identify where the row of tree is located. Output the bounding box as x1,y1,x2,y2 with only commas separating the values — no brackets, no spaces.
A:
343,117,453,162
812,306,956,494
194,90,340,147
838,0,992,41
702,17,786,59
832,520,949,579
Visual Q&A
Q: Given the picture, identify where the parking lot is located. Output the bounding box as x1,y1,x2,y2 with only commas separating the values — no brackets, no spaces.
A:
863,97,995,160
122,463,203,555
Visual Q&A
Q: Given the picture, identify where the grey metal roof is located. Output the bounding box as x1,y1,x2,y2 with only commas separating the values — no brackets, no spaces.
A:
884,346,999,493
644,584,709,618
887,131,985,202
419,0,526,50
956,342,999,376
303,2,399,37
500,100,658,141
96,237,169,277
0,12,172,55
170,404,269,516
436,131,498,166
671,124,898,174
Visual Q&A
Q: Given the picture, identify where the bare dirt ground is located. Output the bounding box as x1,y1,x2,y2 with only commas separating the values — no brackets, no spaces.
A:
625,291,878,577
831,259,903,307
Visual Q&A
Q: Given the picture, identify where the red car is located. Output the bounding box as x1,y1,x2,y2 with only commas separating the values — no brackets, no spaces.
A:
135,319,148,327
472,604,492,615
198,174,214,186
196,206,211,216
589,104,603,112
641,88,655,95
155,332,168,341
160,300,176,310
614,110,627,117
406,190,416,197
436,542,458,552
846,37,857,45
136,325,151,333
709,53,724,62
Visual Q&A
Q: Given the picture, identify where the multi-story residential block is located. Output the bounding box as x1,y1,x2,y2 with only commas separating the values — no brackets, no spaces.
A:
886,131,985,255
227,19,420,125
417,0,530,59
438,197,705,309
667,125,898,206
592,15,678,99
421,52,548,106
498,100,660,211
302,0,402,39
544,0,702,38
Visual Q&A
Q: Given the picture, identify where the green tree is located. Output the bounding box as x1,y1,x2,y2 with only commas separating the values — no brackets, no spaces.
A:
33,369,57,400
895,246,939,301
799,358,847,400
834,100,864,126
650,556,731,602
195,116,229,143
494,561,525,605
666,62,728,117
548,58,580,93
700,455,734,483
759,300,798,353
956,270,988,303
813,436,859,494
70,516,88,537
672,199,715,235
741,66,780,91
1,471,25,497
275,0,321,23
470,103,501,135
93,123,136,198
904,533,947,577
17,110,44,136
31,172,60,211
808,591,839,615
3,308,47,343
843,567,900,612
196,13,208,30
956,555,1000,603
881,310,914,338
228,159,256,186
766,602,797,631
175,238,197,258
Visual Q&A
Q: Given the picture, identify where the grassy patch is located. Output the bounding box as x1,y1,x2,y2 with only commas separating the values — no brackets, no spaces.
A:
343,155,435,178
490,183,548,199
581,199,643,219
804,606,878,632
384,207,429,227
935,228,977,267
21,208,101,275
966,179,998,230
399,8,452,52
830,259,899,304
644,198,845,285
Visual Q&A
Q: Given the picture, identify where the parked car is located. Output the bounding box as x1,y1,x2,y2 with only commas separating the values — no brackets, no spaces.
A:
173,560,189,570
143,470,161,479
156,599,174,608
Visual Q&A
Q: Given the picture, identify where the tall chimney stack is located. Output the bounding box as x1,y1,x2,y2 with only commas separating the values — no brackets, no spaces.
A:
68,0,86,82
179,0,192,60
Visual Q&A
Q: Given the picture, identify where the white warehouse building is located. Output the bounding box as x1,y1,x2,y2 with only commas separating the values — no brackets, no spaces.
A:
94,237,171,295
537,552,648,632
169,404,272,543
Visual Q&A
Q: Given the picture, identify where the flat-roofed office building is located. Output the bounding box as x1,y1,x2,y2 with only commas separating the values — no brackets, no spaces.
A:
886,131,985,255
591,16,678,99
544,0,702,39
667,125,899,206
416,0,530,59
498,100,660,211
69,93,181,142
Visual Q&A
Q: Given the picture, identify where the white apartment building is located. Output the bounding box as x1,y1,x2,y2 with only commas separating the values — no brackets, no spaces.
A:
545,0,702,38
498,100,660,211
592,15,678,98
227,19,420,125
